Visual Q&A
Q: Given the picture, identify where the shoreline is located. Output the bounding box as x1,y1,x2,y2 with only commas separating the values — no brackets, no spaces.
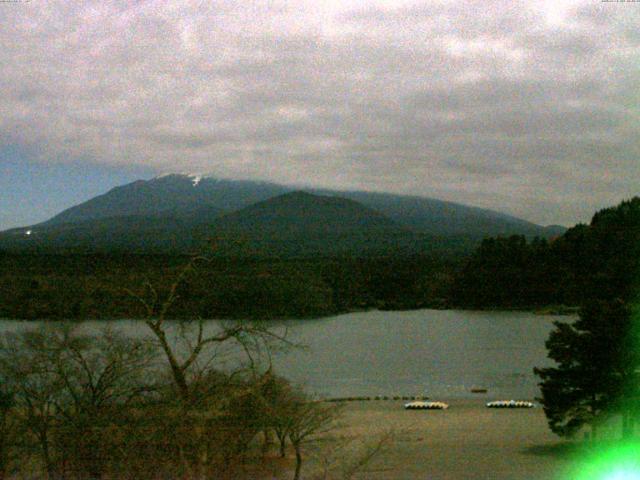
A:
316,398,575,480
0,304,579,322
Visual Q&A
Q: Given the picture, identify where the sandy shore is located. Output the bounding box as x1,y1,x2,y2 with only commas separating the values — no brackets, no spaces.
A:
318,398,575,480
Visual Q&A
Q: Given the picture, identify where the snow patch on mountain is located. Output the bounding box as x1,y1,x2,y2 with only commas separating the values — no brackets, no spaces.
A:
154,172,206,186
152,173,288,188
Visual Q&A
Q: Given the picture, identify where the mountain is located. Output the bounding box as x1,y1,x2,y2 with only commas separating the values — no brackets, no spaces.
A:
0,191,434,256
43,175,288,226
42,174,562,237
200,191,430,257
0,174,566,256
212,191,398,234
313,189,553,237
0,215,200,253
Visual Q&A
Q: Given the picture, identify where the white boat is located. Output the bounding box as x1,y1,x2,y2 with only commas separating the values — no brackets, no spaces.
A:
486,400,534,409
404,401,449,410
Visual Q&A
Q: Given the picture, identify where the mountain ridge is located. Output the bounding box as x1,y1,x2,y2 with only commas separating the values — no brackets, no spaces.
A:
0,174,566,256
37,174,563,235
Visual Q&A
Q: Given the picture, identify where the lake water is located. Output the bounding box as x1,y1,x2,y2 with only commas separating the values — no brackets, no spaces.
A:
0,309,568,400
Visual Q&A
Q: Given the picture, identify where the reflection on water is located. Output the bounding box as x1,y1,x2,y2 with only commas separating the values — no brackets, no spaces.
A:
0,309,568,399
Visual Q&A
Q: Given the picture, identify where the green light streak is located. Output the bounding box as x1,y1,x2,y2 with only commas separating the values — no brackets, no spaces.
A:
552,203,640,480
565,442,640,480
566,301,640,479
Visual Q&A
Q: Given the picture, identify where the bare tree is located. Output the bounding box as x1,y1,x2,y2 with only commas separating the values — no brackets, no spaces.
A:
285,395,341,480
0,328,64,479
257,371,295,457
0,324,157,479
51,325,157,478
122,254,299,480
125,255,290,403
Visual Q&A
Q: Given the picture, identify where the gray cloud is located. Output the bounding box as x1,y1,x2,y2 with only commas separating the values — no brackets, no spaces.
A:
1,0,639,226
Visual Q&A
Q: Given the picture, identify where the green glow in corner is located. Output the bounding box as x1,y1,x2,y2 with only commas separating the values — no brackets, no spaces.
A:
604,471,640,480
566,442,640,480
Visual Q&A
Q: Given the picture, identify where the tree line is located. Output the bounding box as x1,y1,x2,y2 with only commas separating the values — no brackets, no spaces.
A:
530,197,640,440
0,254,457,320
450,197,640,310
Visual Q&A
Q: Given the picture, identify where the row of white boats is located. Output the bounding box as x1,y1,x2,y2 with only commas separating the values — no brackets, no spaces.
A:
404,400,535,410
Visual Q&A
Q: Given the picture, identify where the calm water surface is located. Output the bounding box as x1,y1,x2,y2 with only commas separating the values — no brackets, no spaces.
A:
0,309,568,399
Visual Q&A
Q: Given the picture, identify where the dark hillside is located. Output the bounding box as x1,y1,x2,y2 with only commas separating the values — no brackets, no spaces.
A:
450,197,640,309
201,192,476,258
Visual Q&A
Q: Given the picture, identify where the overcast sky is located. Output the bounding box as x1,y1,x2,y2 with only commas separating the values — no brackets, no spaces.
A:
1,0,639,229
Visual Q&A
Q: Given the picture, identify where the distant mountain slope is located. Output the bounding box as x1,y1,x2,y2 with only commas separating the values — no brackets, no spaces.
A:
313,189,549,237
0,216,198,253
0,174,566,255
540,224,568,238
44,175,288,226
0,191,468,256
39,174,562,237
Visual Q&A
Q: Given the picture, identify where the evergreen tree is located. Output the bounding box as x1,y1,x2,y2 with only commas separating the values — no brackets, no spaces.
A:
535,300,640,439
